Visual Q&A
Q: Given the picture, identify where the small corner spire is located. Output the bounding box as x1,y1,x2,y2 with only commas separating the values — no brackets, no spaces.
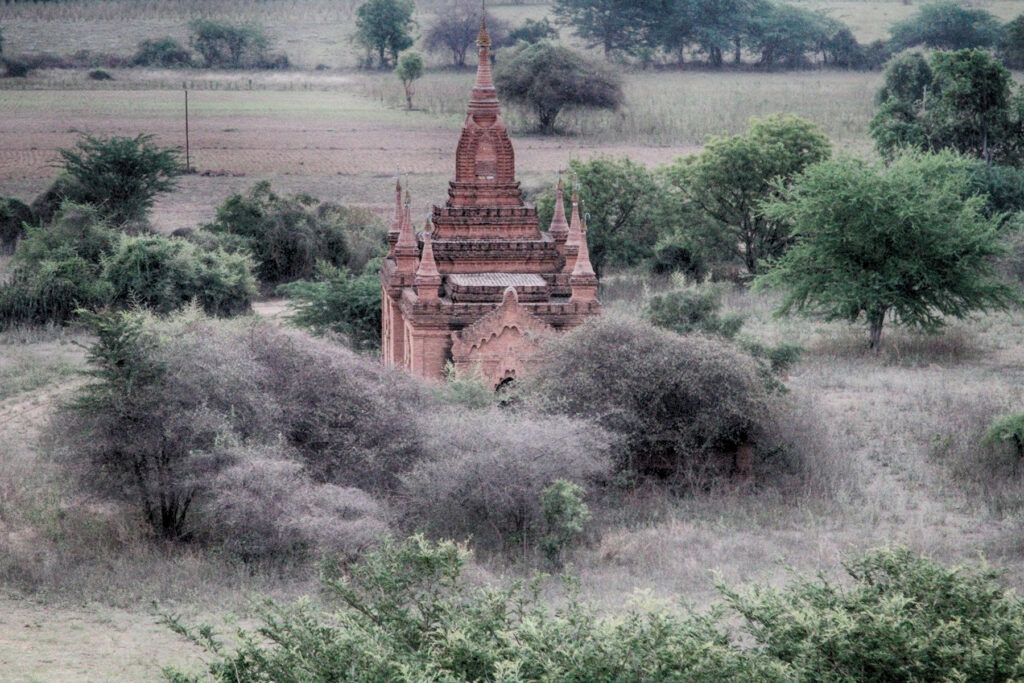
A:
548,171,569,241
477,0,491,48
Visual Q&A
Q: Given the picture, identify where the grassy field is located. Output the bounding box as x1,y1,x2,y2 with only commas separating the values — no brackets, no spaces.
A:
2,0,1024,680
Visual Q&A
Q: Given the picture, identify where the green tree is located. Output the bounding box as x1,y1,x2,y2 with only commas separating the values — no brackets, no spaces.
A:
538,157,665,274
57,133,179,226
667,114,832,274
747,3,832,68
188,19,269,69
395,50,423,110
352,0,415,69
508,18,559,45
277,263,382,351
423,1,507,67
890,0,1003,51
870,49,1024,165
552,0,656,57
494,41,622,134
756,152,1017,352
1000,14,1024,69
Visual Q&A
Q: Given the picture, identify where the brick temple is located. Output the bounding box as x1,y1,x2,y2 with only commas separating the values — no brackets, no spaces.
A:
379,18,601,387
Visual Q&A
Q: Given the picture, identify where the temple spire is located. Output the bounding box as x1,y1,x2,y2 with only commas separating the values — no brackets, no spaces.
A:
469,1,498,114
548,174,569,243
394,190,418,272
386,177,403,253
415,225,442,300
565,191,582,248
571,213,598,302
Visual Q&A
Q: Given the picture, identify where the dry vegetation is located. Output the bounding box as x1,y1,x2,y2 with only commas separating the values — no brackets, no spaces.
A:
2,0,1024,680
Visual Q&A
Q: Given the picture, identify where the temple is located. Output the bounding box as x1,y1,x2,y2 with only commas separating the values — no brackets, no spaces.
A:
379,15,600,387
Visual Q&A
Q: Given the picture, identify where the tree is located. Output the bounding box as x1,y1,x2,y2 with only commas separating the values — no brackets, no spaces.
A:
508,18,559,45
423,1,508,67
755,152,1018,352
747,3,832,68
667,114,831,274
537,157,668,274
395,50,423,110
890,0,1003,51
870,49,1024,165
494,41,622,134
1000,14,1024,69
57,133,180,226
551,0,655,57
352,0,415,69
188,20,269,69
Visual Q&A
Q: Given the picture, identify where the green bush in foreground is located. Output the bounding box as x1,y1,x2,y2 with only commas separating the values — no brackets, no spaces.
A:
164,541,1024,682
277,262,381,350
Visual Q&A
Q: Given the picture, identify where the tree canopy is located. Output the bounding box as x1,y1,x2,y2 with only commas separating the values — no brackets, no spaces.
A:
424,1,508,67
667,114,831,274
890,0,1003,51
493,41,622,134
352,0,415,69
870,49,1024,165
755,151,1017,352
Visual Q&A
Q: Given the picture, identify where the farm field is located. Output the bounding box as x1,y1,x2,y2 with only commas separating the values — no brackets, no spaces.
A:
2,0,1024,680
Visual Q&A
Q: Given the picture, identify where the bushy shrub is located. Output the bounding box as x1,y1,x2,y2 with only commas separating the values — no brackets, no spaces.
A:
2,58,29,78
724,547,1024,682
203,182,385,285
166,535,774,683
0,252,111,328
132,37,192,68
646,282,745,339
170,542,1024,682
0,196,33,254
525,313,773,484
539,479,590,568
982,412,1024,459
30,175,81,226
202,445,387,561
87,68,112,80
189,19,270,69
400,410,610,553
102,234,256,316
277,262,381,350
56,309,432,541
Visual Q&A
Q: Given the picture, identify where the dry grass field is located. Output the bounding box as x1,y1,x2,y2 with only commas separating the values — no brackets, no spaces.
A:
2,0,1024,680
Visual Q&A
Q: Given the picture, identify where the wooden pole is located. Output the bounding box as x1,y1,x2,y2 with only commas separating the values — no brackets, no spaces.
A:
184,85,191,172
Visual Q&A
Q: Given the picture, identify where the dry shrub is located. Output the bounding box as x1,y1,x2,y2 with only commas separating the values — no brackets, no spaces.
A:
524,312,773,486
400,410,612,554
55,309,432,556
202,445,387,561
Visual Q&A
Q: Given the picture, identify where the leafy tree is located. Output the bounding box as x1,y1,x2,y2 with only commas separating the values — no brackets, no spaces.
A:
756,152,1018,352
508,18,559,45
352,0,415,69
870,49,1024,165
423,1,507,67
537,157,666,274
395,50,422,110
57,133,180,226
552,0,656,57
747,3,831,68
890,0,1003,51
494,41,622,134
1000,14,1024,69
277,262,382,351
667,114,832,274
188,20,270,69
688,0,767,67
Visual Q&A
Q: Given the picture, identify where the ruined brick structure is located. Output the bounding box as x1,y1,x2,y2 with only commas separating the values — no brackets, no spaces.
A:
379,17,601,387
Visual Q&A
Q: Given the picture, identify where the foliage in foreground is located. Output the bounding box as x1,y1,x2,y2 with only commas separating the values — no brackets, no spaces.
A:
756,151,1018,352
164,539,1024,683
277,262,382,351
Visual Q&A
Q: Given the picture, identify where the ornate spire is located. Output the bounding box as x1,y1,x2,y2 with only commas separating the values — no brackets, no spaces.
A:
565,191,582,248
415,227,442,300
571,213,598,302
386,177,403,253
469,2,497,114
548,174,569,242
394,190,418,272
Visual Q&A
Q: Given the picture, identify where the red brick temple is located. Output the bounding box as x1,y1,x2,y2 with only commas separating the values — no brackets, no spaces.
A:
379,18,601,387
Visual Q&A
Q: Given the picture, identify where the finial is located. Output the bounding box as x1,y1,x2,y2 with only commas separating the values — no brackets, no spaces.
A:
556,172,563,192
404,189,411,205
477,0,491,48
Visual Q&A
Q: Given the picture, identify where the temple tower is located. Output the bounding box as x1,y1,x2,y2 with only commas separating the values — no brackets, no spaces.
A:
380,15,601,387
